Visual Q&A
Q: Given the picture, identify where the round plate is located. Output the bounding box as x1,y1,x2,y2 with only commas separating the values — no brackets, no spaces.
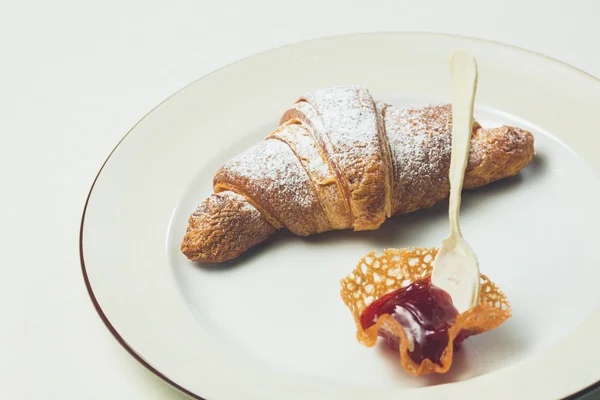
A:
80,33,600,399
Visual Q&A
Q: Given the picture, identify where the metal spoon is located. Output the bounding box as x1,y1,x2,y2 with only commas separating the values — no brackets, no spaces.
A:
431,50,481,314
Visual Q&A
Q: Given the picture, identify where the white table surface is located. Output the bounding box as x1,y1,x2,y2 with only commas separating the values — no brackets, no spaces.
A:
2,0,600,398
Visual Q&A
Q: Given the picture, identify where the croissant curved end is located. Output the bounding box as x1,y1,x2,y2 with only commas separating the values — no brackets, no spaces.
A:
464,125,535,189
181,191,276,263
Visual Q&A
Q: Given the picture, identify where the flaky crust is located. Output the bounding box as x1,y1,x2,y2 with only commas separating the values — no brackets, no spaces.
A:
301,86,390,230
213,139,329,236
465,125,535,189
282,86,390,230
269,120,350,230
382,104,535,215
181,86,535,263
181,192,276,262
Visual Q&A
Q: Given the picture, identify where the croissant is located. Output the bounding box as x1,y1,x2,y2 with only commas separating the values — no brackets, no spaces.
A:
181,85,534,263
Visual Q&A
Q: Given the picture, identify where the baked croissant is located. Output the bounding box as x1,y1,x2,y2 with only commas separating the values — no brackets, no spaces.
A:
181,85,534,263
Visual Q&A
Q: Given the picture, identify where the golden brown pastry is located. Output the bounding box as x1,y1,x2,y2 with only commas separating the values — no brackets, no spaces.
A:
181,85,534,263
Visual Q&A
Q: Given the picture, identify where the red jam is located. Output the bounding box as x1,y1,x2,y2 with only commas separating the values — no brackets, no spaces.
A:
360,277,473,365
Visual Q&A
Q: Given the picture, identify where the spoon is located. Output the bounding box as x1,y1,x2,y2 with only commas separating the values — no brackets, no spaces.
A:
430,50,481,314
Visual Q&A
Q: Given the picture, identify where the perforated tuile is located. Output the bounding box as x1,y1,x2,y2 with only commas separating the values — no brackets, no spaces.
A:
340,247,511,376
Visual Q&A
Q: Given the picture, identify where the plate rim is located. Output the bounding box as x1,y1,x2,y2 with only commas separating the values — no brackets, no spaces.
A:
79,31,600,400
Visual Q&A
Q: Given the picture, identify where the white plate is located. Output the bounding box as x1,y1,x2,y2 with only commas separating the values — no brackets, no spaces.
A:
80,33,600,399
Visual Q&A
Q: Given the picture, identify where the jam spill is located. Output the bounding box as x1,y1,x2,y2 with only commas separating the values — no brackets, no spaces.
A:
360,277,473,365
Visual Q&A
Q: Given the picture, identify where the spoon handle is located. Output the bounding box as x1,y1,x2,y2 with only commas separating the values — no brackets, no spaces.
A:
448,51,478,238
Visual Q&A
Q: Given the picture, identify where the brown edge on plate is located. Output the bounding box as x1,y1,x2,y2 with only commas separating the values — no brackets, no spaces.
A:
79,31,600,400
78,136,206,400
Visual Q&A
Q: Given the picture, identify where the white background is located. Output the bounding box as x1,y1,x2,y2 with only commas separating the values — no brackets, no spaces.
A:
2,0,600,399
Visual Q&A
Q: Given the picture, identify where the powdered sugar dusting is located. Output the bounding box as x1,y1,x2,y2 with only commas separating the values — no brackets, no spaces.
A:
271,122,331,184
219,139,315,210
301,85,387,228
304,86,381,174
384,104,453,213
